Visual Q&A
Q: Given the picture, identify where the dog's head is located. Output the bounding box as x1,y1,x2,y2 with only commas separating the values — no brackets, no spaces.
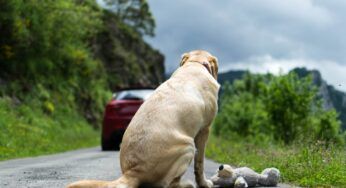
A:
180,50,218,79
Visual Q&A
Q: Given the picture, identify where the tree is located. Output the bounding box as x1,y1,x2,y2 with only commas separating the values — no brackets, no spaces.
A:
104,0,156,36
0,0,102,79
264,73,316,143
214,72,345,145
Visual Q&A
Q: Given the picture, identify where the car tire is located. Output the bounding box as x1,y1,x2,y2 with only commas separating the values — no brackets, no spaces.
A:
101,138,111,151
101,138,121,151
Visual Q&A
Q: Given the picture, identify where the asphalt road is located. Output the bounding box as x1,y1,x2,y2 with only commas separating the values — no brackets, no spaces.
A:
0,147,293,188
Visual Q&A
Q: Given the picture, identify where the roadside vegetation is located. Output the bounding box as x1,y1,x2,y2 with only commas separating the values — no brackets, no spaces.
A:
0,96,99,160
206,135,346,187
206,72,346,187
0,0,163,160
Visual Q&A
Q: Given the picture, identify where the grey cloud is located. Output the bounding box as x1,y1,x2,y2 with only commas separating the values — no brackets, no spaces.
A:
146,0,346,73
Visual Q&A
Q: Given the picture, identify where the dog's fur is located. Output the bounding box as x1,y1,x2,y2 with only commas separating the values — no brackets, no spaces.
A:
67,50,220,188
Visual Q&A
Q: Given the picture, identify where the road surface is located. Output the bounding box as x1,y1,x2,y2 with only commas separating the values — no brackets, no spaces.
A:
0,147,293,188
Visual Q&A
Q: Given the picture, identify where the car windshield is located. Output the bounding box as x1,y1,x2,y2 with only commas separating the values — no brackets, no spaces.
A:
115,89,154,101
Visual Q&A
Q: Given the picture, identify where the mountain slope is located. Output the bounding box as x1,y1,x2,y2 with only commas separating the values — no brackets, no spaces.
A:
93,11,164,90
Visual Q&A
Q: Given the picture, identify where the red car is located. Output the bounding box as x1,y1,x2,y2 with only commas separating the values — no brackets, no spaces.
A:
101,88,155,150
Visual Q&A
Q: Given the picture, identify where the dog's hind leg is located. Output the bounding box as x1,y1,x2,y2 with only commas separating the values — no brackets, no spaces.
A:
107,175,140,188
163,147,195,188
168,177,195,188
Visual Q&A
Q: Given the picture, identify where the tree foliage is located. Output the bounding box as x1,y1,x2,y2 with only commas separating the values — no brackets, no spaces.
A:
0,0,162,126
104,0,155,36
214,72,345,145
0,0,109,125
0,0,102,78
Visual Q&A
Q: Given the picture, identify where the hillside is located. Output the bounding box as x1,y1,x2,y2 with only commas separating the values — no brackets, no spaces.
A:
218,68,346,130
93,11,165,90
0,0,164,160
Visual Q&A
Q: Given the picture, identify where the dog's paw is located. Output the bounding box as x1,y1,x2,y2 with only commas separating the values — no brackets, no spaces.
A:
197,179,213,188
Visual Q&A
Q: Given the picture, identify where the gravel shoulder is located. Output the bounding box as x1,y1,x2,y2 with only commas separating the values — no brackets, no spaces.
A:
0,147,293,188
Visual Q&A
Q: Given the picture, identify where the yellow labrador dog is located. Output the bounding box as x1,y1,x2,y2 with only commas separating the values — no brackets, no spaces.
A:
67,50,220,188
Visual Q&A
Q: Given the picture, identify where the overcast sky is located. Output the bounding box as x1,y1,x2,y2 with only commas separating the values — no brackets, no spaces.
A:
145,0,346,91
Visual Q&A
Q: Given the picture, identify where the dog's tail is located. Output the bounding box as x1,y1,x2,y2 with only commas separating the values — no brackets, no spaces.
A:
67,175,140,188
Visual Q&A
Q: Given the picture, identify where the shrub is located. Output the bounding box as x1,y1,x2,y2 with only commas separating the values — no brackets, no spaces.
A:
214,72,345,145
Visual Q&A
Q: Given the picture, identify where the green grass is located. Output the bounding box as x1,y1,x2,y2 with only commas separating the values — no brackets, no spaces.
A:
206,134,346,187
0,96,100,161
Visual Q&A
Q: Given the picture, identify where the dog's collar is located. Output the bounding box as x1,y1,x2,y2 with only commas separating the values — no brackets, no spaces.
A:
189,61,212,75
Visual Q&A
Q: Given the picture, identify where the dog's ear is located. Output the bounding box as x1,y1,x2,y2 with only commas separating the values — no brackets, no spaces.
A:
209,56,218,79
180,53,189,67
